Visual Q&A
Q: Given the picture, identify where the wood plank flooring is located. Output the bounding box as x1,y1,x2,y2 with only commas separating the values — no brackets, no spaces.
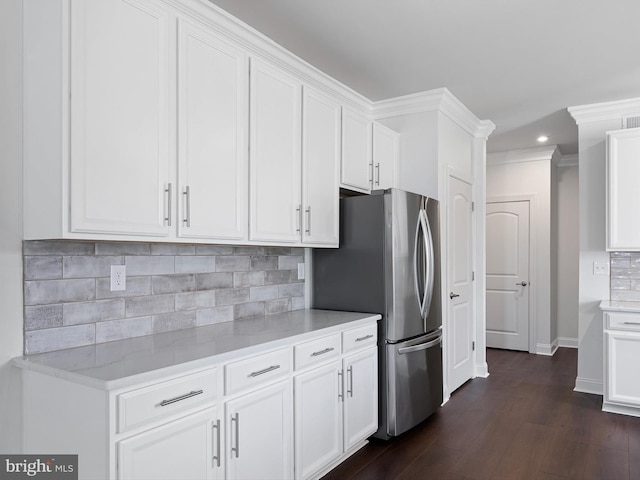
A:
322,348,640,480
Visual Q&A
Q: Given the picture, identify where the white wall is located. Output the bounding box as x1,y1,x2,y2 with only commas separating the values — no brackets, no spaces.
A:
0,0,25,453
486,149,555,354
556,165,579,346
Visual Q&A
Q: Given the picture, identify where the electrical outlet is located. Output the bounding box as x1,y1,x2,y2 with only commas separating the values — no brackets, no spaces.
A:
110,265,126,291
297,263,305,280
593,261,609,276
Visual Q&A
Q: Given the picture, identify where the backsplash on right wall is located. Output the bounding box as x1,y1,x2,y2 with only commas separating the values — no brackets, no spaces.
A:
610,252,640,301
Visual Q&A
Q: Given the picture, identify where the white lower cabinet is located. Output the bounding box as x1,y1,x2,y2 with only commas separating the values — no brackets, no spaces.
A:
343,348,378,452
118,406,220,480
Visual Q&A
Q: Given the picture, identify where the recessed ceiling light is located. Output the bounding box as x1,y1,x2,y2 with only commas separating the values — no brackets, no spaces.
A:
537,135,549,143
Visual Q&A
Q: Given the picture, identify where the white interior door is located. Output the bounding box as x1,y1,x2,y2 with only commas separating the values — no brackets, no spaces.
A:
486,201,530,351
448,176,474,393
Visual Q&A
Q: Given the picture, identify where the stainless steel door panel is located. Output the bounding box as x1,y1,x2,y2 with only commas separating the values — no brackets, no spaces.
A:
385,332,443,437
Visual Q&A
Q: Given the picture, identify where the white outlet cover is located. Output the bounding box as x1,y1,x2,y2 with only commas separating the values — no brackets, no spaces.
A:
593,261,610,276
110,265,126,291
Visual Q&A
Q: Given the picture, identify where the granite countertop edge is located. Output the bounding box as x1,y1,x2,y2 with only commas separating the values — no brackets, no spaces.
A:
12,309,381,391
599,300,640,313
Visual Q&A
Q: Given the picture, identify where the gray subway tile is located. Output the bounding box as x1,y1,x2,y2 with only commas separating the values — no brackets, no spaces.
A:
196,272,234,290
632,279,640,291
151,244,196,256
125,256,175,276
611,268,640,279
264,270,291,286
216,288,250,306
152,311,196,334
251,256,278,271
24,240,95,256
611,256,631,268
95,242,151,256
234,246,265,255
611,279,631,290
24,256,63,280
126,294,175,318
216,256,250,272
266,247,291,256
96,317,152,343
611,290,640,301
24,304,63,331
196,245,234,255
63,299,125,325
175,256,216,274
63,255,123,278
278,255,304,270
279,283,305,298
25,324,95,355
250,285,280,302
96,276,152,299
175,291,217,311
152,274,197,294
234,271,265,288
632,256,640,269
196,306,233,326
290,248,305,256
24,279,95,306
234,302,265,320
291,296,306,310
265,298,291,315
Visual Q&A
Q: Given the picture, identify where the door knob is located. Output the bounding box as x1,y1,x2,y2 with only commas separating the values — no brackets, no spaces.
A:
515,281,528,287
449,292,460,299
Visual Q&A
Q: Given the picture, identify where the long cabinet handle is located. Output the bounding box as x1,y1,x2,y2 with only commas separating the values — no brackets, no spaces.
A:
164,183,172,226
296,205,302,233
347,366,353,397
311,347,334,357
305,206,311,235
183,186,191,227
212,419,221,467
159,389,203,406
230,413,240,458
248,365,280,378
623,321,640,325
356,334,374,342
338,370,343,401
375,163,380,186
369,162,374,187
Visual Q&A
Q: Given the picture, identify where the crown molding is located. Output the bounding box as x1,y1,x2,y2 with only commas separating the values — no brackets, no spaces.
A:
487,145,561,166
371,88,495,139
568,97,640,125
555,154,578,168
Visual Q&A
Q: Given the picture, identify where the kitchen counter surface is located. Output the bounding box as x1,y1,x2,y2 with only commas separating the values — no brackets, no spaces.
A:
13,309,381,390
599,300,640,313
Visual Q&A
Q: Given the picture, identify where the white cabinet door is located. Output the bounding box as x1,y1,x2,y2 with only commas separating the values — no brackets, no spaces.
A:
249,59,302,243
177,19,248,241
225,380,293,480
70,0,173,236
294,361,342,479
372,123,398,190
118,407,220,480
607,127,640,250
302,87,340,246
605,330,640,406
343,348,378,452
341,108,372,193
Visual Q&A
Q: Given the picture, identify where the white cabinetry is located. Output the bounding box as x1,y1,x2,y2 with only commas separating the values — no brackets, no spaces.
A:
341,108,372,193
343,348,378,451
177,18,248,241
603,311,640,417
606,127,640,250
372,123,398,190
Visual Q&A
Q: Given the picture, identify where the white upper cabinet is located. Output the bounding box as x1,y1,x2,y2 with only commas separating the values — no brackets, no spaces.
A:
372,123,398,190
341,108,372,193
302,87,341,246
69,0,173,236
177,19,248,241
607,127,640,251
249,59,303,243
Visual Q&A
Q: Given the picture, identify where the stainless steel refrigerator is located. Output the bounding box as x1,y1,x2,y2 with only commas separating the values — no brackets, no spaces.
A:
312,188,442,439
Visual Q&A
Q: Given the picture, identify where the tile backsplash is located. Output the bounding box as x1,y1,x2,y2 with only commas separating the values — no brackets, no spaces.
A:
23,241,305,355
610,252,640,301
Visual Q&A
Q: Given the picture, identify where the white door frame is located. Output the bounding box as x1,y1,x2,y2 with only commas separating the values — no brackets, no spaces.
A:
487,193,537,354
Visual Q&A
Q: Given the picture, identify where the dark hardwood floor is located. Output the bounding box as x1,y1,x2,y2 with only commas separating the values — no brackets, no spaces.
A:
323,348,640,480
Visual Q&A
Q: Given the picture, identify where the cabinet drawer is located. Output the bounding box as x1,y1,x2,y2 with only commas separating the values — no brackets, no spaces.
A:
294,334,341,370
606,312,640,332
117,368,217,433
225,347,291,395
343,323,377,354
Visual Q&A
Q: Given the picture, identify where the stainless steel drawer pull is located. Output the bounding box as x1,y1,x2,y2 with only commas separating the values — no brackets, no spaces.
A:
356,334,374,342
623,321,640,325
230,413,240,458
212,419,221,467
248,365,280,378
164,183,173,226
159,389,203,406
311,347,335,357
338,370,343,401
183,186,191,227
347,366,353,397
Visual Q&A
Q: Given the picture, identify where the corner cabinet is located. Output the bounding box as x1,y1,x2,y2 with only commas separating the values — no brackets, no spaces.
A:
372,123,398,191
606,127,640,251
603,311,640,417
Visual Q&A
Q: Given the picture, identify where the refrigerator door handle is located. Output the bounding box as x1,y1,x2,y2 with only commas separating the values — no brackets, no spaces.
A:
413,213,425,315
398,334,442,354
422,206,435,320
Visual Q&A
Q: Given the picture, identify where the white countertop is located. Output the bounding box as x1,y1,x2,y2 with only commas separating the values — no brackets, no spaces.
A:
13,309,381,390
600,300,640,313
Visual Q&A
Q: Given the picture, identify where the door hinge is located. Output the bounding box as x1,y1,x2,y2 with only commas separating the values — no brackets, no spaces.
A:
472,341,475,351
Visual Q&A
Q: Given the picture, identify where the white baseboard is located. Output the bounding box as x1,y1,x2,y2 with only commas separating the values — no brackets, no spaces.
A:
558,337,578,348
475,362,489,378
603,401,640,418
535,339,558,356
574,377,603,395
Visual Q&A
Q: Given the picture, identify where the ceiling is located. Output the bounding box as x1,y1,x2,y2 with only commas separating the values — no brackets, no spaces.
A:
208,0,640,155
